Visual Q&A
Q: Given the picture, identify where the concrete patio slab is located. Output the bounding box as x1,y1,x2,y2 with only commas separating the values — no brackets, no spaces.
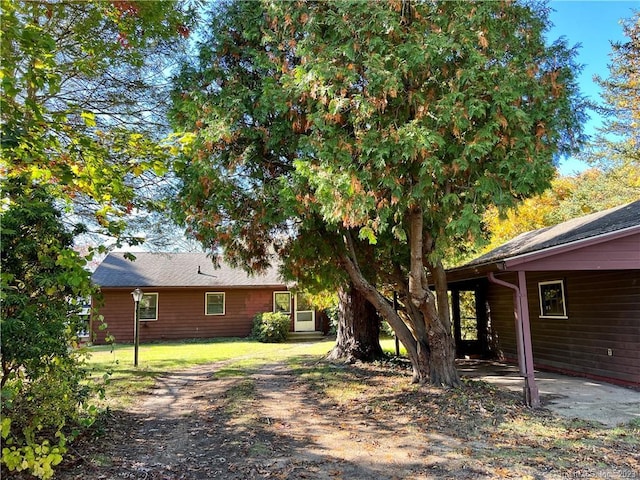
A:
457,360,640,427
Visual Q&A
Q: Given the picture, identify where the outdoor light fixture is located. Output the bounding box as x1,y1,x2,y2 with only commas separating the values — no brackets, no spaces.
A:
131,288,143,367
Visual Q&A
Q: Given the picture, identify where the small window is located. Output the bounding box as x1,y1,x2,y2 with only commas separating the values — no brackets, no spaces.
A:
273,291,291,314
206,292,225,316
295,293,313,312
139,293,158,321
539,280,567,319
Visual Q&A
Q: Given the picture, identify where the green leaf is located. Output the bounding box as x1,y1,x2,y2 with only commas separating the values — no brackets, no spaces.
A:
358,226,377,245
1,418,11,439
392,225,407,243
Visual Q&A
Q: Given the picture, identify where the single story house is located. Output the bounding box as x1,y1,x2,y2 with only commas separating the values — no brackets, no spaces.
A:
446,200,640,404
90,252,324,344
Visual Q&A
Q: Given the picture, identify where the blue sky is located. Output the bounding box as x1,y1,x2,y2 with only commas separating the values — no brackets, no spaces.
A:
548,1,637,175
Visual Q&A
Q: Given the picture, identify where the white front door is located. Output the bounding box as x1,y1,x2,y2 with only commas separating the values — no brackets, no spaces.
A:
294,293,315,332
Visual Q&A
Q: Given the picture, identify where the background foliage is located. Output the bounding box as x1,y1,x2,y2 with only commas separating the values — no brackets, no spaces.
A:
480,11,639,256
0,1,195,477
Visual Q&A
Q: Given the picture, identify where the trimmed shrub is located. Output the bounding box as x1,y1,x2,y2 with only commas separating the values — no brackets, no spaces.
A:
251,312,291,343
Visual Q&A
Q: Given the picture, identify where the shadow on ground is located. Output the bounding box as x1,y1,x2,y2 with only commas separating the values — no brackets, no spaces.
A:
50,357,639,480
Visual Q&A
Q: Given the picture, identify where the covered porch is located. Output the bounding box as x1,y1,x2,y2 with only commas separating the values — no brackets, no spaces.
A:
457,359,640,427
444,202,640,407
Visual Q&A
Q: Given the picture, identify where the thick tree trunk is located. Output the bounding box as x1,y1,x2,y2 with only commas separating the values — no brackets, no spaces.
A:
427,259,460,386
406,208,460,387
427,317,459,386
327,284,384,362
412,338,430,384
338,246,430,383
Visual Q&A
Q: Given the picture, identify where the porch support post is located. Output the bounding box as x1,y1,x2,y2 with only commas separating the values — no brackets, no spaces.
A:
451,289,462,355
475,285,489,357
487,272,540,408
517,271,540,408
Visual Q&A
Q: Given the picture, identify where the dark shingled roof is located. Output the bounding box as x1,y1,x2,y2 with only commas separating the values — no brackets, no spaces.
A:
467,200,640,267
92,252,286,288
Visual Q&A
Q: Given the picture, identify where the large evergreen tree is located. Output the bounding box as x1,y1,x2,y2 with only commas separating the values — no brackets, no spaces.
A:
171,0,384,362
171,0,586,386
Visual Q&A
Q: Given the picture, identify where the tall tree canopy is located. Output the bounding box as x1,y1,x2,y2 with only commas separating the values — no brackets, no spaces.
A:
1,0,194,246
1,2,194,477
584,11,640,168
171,0,586,386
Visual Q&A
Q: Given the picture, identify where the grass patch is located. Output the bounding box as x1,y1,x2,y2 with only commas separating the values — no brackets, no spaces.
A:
380,337,408,356
89,453,113,468
297,363,371,403
87,338,285,371
248,442,272,457
86,337,334,407
224,379,257,416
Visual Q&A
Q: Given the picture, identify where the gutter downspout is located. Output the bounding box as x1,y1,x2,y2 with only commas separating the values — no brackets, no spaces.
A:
488,272,540,408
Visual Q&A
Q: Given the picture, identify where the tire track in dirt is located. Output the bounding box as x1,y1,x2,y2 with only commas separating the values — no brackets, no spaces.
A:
250,362,474,480
58,359,489,479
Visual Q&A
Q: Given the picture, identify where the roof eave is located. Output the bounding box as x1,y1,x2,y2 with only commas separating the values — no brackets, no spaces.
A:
444,261,506,284
445,224,640,284
94,283,289,290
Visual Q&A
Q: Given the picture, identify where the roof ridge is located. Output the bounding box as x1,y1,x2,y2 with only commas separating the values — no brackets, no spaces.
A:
93,251,286,288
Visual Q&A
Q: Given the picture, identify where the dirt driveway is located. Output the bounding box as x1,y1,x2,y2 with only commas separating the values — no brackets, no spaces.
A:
56,355,639,480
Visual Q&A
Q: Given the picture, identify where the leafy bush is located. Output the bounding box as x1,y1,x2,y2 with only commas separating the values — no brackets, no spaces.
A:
380,321,396,338
1,361,99,479
251,312,291,343
1,180,102,479
324,306,339,335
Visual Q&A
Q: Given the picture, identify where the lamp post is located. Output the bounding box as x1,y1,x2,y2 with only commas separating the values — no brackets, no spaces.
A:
131,288,143,367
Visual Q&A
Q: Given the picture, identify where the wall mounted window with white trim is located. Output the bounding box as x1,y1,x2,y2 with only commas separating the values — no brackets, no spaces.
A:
139,293,158,321
205,292,225,315
273,291,292,314
538,280,568,319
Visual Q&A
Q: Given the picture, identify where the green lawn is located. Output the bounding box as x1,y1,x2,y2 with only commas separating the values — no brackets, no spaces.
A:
380,336,408,356
85,336,410,407
85,337,336,406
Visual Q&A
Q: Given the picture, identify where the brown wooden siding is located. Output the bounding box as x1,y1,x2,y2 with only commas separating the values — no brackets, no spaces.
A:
487,270,640,386
486,272,519,361
92,287,283,344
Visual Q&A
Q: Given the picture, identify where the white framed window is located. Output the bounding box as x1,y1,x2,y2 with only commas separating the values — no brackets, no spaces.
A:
273,291,292,314
139,293,158,321
538,280,567,319
205,292,225,316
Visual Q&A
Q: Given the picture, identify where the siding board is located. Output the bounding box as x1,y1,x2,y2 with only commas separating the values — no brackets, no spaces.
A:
509,233,640,271
92,287,285,344
486,270,640,386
